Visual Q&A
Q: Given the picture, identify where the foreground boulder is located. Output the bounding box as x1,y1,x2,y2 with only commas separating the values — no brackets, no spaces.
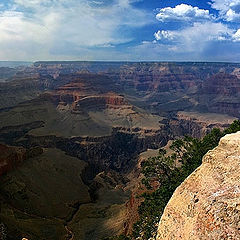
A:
157,131,240,240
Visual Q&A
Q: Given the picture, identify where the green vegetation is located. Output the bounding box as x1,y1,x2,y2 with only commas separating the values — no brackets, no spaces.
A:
107,120,240,240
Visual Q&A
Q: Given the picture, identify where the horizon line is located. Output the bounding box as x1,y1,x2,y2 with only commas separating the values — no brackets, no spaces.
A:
1,60,240,64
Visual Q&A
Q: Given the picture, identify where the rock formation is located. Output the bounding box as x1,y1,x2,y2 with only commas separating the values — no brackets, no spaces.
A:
0,144,26,176
157,131,240,240
0,144,43,176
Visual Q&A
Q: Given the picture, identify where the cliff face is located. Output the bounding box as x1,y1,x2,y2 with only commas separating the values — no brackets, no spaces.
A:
198,73,240,117
168,111,237,138
201,73,240,96
157,131,240,240
115,63,240,118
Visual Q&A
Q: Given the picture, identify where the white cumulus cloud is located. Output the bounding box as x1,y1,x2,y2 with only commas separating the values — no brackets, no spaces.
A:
154,2,240,48
210,0,240,22
154,22,234,51
156,4,213,22
154,30,175,41
233,29,240,41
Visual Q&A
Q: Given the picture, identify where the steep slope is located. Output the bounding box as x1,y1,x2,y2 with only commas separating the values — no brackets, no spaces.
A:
157,131,240,240
198,73,240,117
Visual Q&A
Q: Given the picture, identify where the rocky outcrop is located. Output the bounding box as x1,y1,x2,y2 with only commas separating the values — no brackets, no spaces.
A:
0,144,43,176
45,73,126,111
56,92,128,111
0,144,26,176
157,131,240,240
75,94,127,107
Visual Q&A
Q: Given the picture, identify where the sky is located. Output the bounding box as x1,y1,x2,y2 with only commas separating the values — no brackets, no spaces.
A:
0,0,240,61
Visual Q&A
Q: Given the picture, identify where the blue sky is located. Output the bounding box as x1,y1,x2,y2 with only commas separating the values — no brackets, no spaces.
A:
0,0,240,61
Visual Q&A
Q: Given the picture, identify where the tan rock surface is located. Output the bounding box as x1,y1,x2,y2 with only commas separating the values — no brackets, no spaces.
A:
157,131,240,240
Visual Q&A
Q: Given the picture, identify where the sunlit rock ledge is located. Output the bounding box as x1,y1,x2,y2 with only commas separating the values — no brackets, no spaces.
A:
157,131,240,240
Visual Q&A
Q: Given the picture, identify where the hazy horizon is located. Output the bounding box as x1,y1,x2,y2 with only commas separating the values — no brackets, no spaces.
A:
2,60,240,64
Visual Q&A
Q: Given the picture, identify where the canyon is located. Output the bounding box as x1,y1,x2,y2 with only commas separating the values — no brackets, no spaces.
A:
0,61,239,239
